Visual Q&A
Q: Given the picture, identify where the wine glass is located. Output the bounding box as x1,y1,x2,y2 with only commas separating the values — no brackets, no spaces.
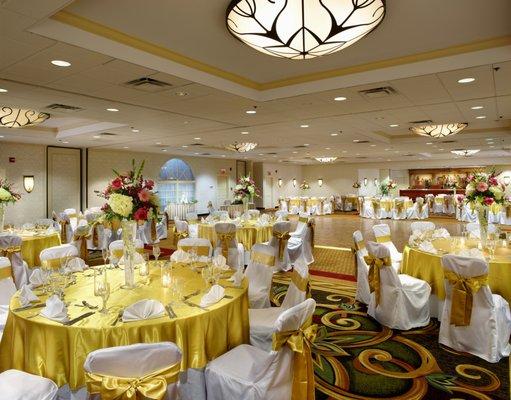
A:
153,245,161,262
94,270,110,314
189,247,198,270
101,247,110,269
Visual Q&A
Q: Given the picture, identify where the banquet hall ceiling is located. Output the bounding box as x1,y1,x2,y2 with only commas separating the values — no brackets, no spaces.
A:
0,0,510,166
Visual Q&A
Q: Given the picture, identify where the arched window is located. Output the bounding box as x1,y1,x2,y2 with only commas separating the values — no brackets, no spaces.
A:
158,159,195,205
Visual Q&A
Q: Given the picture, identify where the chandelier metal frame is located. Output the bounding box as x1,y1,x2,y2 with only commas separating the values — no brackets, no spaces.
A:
0,107,50,128
450,149,480,157
225,142,258,152
315,156,338,163
409,123,468,138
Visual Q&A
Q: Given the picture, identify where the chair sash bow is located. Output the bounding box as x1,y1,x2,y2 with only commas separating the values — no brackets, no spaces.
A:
375,235,391,243
394,200,404,214
506,205,511,219
444,270,488,326
90,221,100,247
217,232,236,259
291,269,311,298
59,219,69,243
0,245,22,263
73,230,89,262
251,251,275,267
85,362,180,400
273,323,318,400
0,265,13,280
364,255,392,306
273,231,290,261
307,220,315,248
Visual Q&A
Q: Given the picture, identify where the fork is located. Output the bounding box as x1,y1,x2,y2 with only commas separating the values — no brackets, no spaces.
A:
111,309,124,326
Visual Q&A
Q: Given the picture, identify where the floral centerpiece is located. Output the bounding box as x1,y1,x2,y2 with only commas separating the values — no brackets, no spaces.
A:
464,169,505,244
0,178,21,232
379,179,397,196
300,180,310,190
352,181,361,189
233,175,260,212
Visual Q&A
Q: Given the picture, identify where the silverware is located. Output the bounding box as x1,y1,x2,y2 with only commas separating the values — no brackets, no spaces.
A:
165,304,177,319
12,303,45,312
63,311,95,326
183,300,207,311
111,310,124,326
224,295,234,299
183,290,199,301
82,300,99,310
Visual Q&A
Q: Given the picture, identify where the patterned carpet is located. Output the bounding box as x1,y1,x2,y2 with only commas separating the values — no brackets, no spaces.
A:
311,246,356,281
272,274,510,400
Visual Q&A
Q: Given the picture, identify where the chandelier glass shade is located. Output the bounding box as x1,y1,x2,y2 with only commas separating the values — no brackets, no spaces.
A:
225,142,258,152
226,0,386,60
450,149,480,157
315,156,338,163
410,123,468,138
0,107,50,128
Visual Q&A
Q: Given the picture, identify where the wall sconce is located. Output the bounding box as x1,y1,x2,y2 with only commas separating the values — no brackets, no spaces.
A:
292,178,297,187
278,178,283,187
374,178,378,186
503,176,511,186
318,178,323,187
23,175,35,193
363,178,368,186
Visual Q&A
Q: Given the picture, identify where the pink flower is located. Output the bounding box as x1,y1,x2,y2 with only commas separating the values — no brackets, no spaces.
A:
133,207,148,221
138,189,151,202
483,197,494,206
145,179,154,190
476,181,489,192
467,174,474,182
488,177,498,186
111,178,123,189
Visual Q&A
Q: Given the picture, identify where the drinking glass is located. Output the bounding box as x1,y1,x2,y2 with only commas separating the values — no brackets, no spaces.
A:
153,245,161,262
189,247,198,270
101,247,110,269
139,253,150,281
94,269,110,314
487,238,497,260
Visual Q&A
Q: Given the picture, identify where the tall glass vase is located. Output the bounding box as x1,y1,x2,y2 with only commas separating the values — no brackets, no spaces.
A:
121,219,137,289
476,206,489,247
242,197,249,214
0,203,5,233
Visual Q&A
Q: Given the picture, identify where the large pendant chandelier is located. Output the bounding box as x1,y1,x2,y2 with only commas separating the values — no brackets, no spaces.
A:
226,142,258,152
226,0,386,60
450,149,480,157
0,107,50,128
315,156,338,163
410,123,468,138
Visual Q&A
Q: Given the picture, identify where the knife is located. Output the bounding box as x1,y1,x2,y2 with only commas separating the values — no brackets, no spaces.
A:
165,304,177,319
183,290,199,301
183,300,207,311
13,303,45,312
63,311,95,326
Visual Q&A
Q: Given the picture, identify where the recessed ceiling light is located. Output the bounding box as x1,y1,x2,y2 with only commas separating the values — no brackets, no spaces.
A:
221,155,226,157
292,151,298,154
370,144,376,147
342,150,347,153
123,146,129,149
389,124,399,127
0,88,7,93
106,108,119,112
93,135,101,139
241,131,249,135
385,148,390,151
194,137,201,140
182,145,188,148
485,138,494,141
325,147,331,150
386,159,391,161
162,149,167,152
155,142,162,145
175,91,188,97
426,142,433,145
131,128,139,133
471,106,484,110
62,141,69,144
394,150,399,153
334,96,347,101
439,148,445,151
353,139,360,143
330,133,338,136
0,135,4,138
300,124,309,128
246,110,257,114
194,152,200,155
304,143,310,146
356,153,360,156
51,60,71,67
476,115,486,119
457,77,475,84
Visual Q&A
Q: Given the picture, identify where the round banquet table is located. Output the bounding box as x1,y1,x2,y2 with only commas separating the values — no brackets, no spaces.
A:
401,237,511,303
12,230,61,267
198,221,273,250
0,263,249,389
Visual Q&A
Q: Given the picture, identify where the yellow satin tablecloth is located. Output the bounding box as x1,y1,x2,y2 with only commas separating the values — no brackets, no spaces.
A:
401,237,511,302
18,231,61,267
0,264,249,389
198,221,273,250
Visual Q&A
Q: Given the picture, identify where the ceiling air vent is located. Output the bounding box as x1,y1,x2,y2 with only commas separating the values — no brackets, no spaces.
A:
45,103,83,112
358,86,397,99
404,154,415,157
409,119,433,125
353,140,370,144
293,145,308,148
99,132,117,136
266,152,278,155
356,156,368,159
201,153,211,156
124,77,173,93
189,143,204,146
441,140,457,144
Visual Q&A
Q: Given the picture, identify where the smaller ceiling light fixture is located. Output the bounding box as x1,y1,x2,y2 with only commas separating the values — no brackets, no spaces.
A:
246,106,257,114
315,157,338,163
373,178,378,186
503,176,511,186
458,77,475,83
410,123,467,138
318,178,323,187
226,142,258,152
363,178,368,186
278,178,283,187
450,149,480,157
0,107,50,128
51,60,71,67
292,178,297,187
23,175,35,193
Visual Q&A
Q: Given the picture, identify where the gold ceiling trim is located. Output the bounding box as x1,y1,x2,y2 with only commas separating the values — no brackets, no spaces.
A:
52,11,511,92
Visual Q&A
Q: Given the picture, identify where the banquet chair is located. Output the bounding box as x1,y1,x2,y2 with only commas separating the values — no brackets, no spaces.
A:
366,241,431,330
248,256,310,351
442,195,455,215
488,203,502,224
275,210,288,220
322,197,333,215
83,342,182,400
40,244,79,269
425,194,435,213
334,195,343,212
432,195,445,214
63,208,79,231
244,244,275,309
0,234,29,287
177,238,212,257
353,231,371,305
361,197,374,219
278,198,289,213
372,224,403,264
109,239,145,265
83,212,105,251
287,215,314,265
205,298,316,400
466,222,497,239
0,257,16,336
392,198,407,220
410,221,435,234
289,198,300,215
138,216,167,244
461,203,478,223
407,197,429,220
213,223,245,269
213,210,229,221
55,212,74,243
267,221,291,272
174,220,190,242
185,212,199,238
344,195,356,211
0,369,58,400
439,255,511,363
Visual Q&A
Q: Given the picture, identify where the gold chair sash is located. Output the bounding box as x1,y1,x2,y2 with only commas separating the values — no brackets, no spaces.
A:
73,230,89,262
394,200,404,214
90,222,100,247
59,220,69,244
417,202,424,214
0,245,22,263
272,323,318,400
375,235,391,243
506,205,511,219
298,216,308,224
251,251,275,266
291,269,311,298
178,245,210,257
85,362,180,400
300,199,307,210
364,255,392,306
371,199,380,214
217,232,236,259
111,249,124,259
307,220,315,249
443,196,451,207
273,231,290,261
435,197,444,205
444,270,488,326
0,265,13,280
354,240,365,251
42,256,70,269
174,230,188,243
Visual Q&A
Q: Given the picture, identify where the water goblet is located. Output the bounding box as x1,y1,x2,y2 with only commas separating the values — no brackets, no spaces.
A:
153,245,161,262
94,269,110,314
101,247,110,269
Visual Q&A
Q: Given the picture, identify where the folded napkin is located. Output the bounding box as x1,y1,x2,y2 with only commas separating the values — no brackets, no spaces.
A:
65,257,87,273
432,228,450,239
46,226,57,234
457,248,485,259
171,249,190,263
198,256,209,263
228,269,244,288
122,299,166,322
40,295,69,323
201,217,206,223
418,241,437,254
18,284,39,307
29,269,46,288
200,285,225,307
212,254,229,270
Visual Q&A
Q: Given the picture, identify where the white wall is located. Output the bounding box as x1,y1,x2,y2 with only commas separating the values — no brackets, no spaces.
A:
357,168,381,197
261,162,303,208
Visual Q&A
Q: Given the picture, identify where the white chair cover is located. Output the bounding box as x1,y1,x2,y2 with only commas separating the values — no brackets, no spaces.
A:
461,204,478,222
40,244,79,267
138,216,168,244
439,255,511,363
322,197,333,215
245,244,275,309
213,223,244,270
175,220,190,238
55,212,74,243
275,210,288,220
83,342,182,400
353,231,371,305
0,234,29,288
177,238,212,257
289,197,300,215
467,223,497,239
442,195,455,215
372,224,402,264
410,221,435,234
366,241,431,330
279,198,288,213
0,369,58,400
392,198,407,220
186,212,199,238
0,257,16,335
432,195,445,214
63,208,79,231
84,212,105,251
205,299,316,400
267,221,291,272
248,209,260,219
109,239,144,265
360,198,374,219
407,197,429,220
288,215,314,265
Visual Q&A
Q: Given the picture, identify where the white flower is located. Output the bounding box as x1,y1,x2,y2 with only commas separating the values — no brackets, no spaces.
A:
108,193,133,218
235,184,242,190
490,186,503,200
465,183,475,196
0,187,12,201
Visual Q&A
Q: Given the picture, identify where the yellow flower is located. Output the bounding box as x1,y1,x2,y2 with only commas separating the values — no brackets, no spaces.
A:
108,193,133,218
0,187,12,201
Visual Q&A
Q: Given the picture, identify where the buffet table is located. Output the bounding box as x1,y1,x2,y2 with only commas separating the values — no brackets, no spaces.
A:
399,189,455,201
219,203,254,218
165,203,196,220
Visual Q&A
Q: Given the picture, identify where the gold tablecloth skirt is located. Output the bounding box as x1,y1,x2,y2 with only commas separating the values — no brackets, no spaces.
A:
0,265,249,389
289,199,301,207
20,232,61,267
401,237,511,302
198,223,272,250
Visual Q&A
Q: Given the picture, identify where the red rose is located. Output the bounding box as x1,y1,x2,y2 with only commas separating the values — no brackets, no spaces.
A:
111,178,123,189
138,189,151,202
133,207,148,221
483,197,494,206
488,177,498,186
145,179,154,190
